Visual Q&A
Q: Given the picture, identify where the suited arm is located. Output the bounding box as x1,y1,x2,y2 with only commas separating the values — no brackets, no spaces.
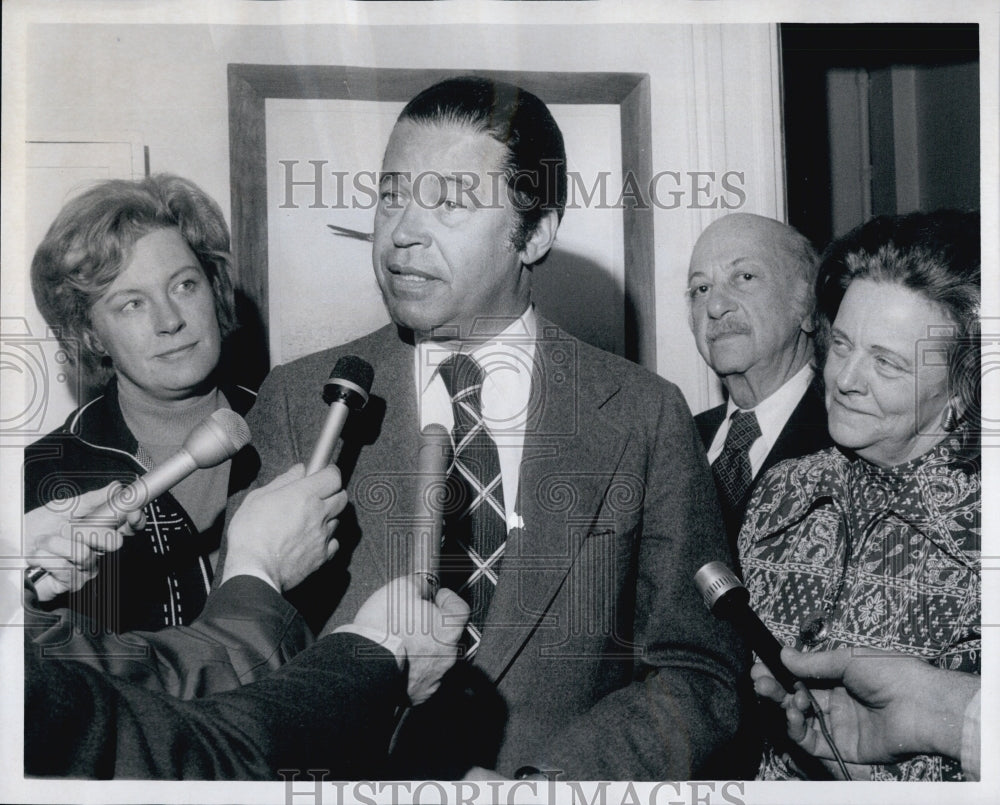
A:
537,386,745,780
216,362,304,583
26,575,312,698
26,630,404,779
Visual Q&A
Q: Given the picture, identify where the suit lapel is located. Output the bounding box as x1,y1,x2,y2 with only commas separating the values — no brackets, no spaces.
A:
758,380,830,478
695,403,726,449
350,328,427,580
474,331,631,681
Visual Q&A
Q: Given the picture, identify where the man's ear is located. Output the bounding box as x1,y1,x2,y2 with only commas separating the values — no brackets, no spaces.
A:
519,210,559,266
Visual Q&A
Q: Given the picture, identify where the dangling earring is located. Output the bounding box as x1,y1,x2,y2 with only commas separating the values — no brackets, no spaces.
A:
941,404,957,432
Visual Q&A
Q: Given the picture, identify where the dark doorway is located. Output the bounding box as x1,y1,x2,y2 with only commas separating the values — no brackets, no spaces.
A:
781,23,979,250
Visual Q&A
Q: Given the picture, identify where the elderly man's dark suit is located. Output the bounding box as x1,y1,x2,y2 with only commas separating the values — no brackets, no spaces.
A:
695,380,831,780
695,380,832,563
223,319,742,780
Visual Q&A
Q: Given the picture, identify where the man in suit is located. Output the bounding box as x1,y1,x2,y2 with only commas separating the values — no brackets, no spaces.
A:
687,214,832,568
226,76,742,781
27,576,468,778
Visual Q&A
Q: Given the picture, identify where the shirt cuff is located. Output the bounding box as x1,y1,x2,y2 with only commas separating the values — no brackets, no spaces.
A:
333,624,406,670
219,567,281,594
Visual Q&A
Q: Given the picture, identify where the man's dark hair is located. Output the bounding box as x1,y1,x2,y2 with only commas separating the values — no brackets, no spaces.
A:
399,75,567,252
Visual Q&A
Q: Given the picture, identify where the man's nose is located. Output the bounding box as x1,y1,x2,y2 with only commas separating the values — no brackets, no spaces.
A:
390,199,432,248
706,285,737,318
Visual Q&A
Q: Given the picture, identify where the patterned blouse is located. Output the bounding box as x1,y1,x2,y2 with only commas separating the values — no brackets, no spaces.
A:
739,428,980,781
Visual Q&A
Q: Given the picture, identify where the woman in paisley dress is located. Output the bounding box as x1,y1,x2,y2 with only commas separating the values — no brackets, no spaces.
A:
739,210,980,781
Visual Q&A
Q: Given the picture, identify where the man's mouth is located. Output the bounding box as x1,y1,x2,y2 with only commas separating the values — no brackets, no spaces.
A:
707,327,750,342
386,264,438,283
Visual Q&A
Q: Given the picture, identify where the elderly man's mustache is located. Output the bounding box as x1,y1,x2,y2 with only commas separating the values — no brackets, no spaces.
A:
707,322,751,339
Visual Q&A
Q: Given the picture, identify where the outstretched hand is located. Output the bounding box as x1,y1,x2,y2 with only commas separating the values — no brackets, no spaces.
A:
351,576,469,705
752,646,977,767
222,464,347,592
25,482,145,601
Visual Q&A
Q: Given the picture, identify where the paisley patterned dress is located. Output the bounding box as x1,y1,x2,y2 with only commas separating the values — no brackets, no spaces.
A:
739,428,980,781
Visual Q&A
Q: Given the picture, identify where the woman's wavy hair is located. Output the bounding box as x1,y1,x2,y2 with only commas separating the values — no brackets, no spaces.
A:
31,174,236,387
814,210,981,427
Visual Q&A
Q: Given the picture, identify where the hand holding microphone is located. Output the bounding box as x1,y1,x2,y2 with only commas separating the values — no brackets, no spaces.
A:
222,463,349,593
25,486,147,601
26,409,251,600
694,560,852,778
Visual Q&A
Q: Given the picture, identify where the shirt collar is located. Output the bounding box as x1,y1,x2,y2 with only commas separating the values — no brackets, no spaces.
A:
726,362,814,447
416,306,537,396
415,305,537,439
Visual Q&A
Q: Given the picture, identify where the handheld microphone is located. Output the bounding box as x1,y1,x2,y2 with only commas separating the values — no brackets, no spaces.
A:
412,423,451,600
693,560,798,692
27,409,251,587
694,560,853,779
305,355,374,475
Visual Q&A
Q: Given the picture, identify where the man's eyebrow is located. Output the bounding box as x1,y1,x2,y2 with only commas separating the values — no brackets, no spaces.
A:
728,256,764,269
378,171,409,184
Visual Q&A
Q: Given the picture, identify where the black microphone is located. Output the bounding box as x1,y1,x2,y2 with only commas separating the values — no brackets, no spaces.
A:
28,409,251,589
694,560,798,692
305,355,374,475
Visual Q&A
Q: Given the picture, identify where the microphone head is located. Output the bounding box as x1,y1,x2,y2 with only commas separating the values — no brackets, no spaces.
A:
184,409,252,468
323,355,374,408
693,561,746,613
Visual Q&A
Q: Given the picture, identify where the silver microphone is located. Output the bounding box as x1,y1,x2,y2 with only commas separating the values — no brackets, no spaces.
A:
27,409,251,588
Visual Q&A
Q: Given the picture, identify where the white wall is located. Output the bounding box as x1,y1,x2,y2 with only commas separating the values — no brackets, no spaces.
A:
22,22,784,417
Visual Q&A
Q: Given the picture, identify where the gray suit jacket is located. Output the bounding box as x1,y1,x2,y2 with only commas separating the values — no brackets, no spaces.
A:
223,320,742,780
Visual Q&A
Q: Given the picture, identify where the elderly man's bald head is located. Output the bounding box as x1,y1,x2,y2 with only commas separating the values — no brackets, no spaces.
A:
690,213,818,297
687,213,818,408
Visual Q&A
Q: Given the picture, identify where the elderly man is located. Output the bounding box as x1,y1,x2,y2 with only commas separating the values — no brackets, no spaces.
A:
222,76,741,781
687,213,832,565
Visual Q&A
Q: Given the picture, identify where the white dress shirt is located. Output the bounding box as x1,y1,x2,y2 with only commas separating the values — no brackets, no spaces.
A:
415,307,537,532
706,363,815,479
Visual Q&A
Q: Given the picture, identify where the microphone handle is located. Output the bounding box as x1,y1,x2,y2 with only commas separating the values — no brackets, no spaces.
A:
306,400,350,475
412,424,450,600
87,450,199,523
26,450,199,589
727,599,799,693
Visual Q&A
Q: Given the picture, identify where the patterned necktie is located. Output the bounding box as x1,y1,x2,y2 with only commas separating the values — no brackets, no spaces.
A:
438,353,507,658
713,409,762,513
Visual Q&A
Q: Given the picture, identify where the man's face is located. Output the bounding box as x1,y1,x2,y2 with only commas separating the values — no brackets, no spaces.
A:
372,119,531,339
686,217,811,392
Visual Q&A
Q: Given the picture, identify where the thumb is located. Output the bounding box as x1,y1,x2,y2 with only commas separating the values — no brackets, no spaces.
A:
435,587,470,620
780,646,851,681
325,537,340,561
33,572,70,602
